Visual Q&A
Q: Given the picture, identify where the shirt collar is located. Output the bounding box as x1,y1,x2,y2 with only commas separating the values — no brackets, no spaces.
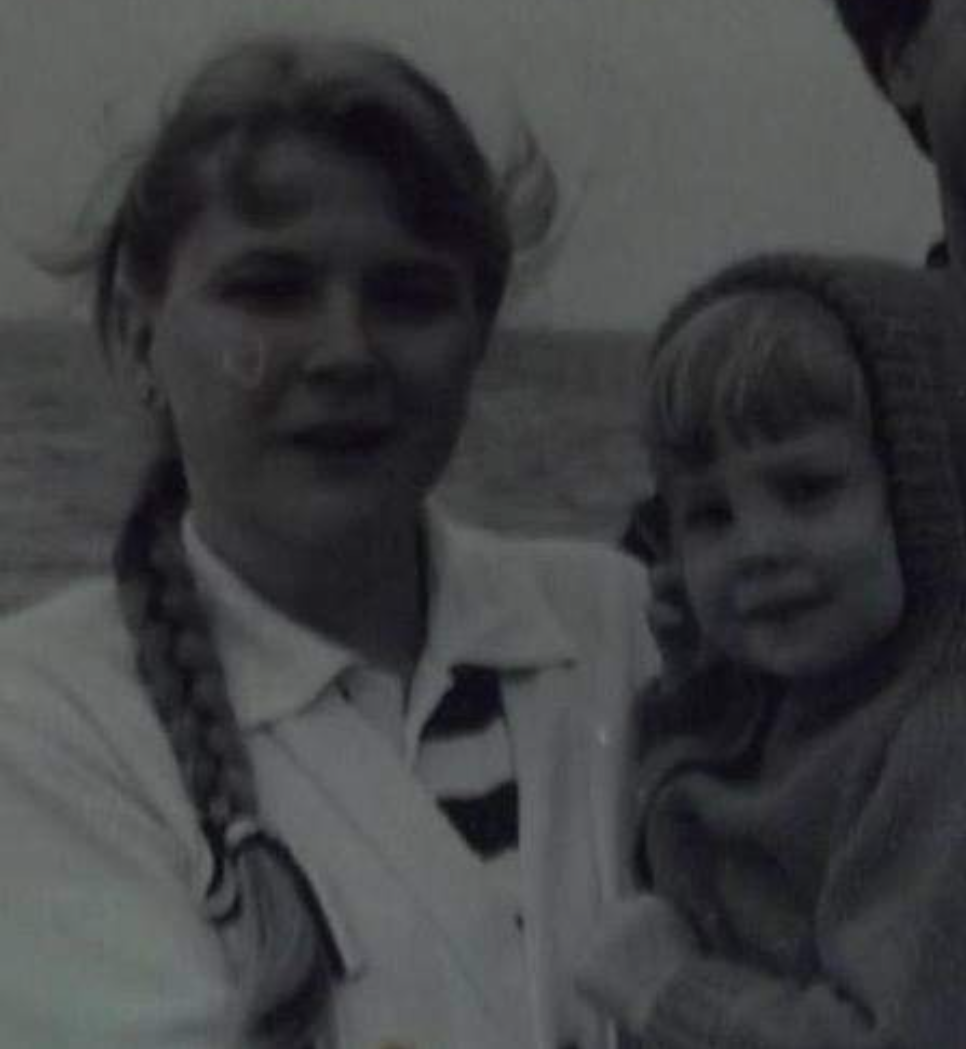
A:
182,517,354,728
420,504,575,671
182,502,575,729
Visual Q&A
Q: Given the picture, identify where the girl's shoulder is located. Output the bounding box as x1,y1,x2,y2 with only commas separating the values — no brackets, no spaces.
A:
872,670,966,785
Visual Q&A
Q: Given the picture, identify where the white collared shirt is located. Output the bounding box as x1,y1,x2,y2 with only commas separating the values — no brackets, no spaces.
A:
0,506,655,1049
180,503,575,758
181,506,542,915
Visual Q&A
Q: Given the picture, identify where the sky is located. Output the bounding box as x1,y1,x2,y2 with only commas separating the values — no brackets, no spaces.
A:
0,0,940,329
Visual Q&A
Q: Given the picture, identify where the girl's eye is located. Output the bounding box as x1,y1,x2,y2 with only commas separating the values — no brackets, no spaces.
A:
776,471,842,508
683,499,732,535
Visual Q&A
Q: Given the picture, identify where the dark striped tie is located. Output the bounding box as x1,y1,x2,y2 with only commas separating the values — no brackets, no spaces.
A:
420,664,519,859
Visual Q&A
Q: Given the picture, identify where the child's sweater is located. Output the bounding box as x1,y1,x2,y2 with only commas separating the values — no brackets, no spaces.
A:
636,659,966,1049
629,252,966,1049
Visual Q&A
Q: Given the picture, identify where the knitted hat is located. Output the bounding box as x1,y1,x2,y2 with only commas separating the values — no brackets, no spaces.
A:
647,252,966,616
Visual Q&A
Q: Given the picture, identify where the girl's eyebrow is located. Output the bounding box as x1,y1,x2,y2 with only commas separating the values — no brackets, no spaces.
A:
372,256,463,282
758,440,855,478
671,468,722,498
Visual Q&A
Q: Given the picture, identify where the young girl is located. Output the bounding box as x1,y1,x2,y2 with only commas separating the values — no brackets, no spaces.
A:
0,35,655,1049
578,252,966,1047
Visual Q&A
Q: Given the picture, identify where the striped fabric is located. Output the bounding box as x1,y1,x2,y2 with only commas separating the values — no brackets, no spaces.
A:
418,665,520,882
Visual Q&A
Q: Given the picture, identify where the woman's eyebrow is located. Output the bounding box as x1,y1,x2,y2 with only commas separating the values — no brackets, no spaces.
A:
373,255,462,280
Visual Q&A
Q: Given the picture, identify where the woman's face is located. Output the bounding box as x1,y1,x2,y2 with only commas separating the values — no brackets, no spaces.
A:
133,137,486,565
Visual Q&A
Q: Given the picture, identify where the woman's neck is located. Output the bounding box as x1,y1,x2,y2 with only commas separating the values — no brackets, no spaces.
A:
196,507,429,678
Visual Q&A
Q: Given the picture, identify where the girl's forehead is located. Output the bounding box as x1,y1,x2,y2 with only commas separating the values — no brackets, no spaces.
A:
674,416,879,486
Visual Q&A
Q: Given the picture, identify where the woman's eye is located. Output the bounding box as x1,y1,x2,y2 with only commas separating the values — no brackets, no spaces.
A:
217,273,315,313
369,268,461,322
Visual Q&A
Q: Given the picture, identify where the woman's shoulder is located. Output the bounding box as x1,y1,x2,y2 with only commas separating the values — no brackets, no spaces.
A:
0,577,160,770
444,517,656,679
451,517,649,605
518,533,651,633
0,576,129,673
0,576,198,841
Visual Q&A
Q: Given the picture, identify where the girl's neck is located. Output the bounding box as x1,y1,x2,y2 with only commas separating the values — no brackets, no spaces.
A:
776,633,902,714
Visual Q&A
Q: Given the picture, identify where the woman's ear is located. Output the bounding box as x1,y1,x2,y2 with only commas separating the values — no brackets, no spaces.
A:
112,283,164,412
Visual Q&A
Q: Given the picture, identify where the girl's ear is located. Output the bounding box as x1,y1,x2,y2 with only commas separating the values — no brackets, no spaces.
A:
882,26,929,115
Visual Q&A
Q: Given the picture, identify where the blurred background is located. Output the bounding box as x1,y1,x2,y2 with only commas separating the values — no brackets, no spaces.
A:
0,0,942,609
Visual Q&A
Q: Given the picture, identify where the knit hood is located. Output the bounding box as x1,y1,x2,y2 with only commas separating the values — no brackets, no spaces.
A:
648,253,966,626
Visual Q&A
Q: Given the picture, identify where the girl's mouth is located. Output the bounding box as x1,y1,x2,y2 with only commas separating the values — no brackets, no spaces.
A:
737,591,825,625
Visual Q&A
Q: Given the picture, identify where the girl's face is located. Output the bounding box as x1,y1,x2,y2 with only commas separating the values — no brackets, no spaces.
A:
668,411,905,688
129,136,485,565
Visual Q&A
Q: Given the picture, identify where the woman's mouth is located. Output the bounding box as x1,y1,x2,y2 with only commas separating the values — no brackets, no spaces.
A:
288,421,394,455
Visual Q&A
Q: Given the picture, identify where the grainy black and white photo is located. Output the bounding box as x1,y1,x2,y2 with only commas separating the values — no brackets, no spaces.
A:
0,1,962,1047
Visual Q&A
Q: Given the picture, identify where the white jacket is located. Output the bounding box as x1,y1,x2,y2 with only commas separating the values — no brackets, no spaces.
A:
0,512,656,1049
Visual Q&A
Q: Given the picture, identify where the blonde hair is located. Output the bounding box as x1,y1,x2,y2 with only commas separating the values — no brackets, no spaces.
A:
643,289,870,478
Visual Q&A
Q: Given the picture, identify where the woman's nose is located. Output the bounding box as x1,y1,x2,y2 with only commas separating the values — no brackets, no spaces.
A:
300,281,372,375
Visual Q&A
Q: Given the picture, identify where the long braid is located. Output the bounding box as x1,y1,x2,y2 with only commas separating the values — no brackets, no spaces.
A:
114,455,341,1048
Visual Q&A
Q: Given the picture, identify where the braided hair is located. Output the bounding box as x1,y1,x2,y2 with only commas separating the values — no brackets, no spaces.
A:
114,455,342,1047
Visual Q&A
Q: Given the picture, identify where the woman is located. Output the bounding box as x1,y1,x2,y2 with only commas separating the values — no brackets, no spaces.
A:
0,36,656,1049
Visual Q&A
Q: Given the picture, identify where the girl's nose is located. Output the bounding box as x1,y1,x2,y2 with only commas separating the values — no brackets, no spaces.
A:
732,506,793,573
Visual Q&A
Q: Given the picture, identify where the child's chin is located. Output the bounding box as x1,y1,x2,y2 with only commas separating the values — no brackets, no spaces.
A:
740,638,830,683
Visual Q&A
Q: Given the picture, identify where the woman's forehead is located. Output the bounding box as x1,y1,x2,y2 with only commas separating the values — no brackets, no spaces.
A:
198,133,393,227
166,139,460,288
